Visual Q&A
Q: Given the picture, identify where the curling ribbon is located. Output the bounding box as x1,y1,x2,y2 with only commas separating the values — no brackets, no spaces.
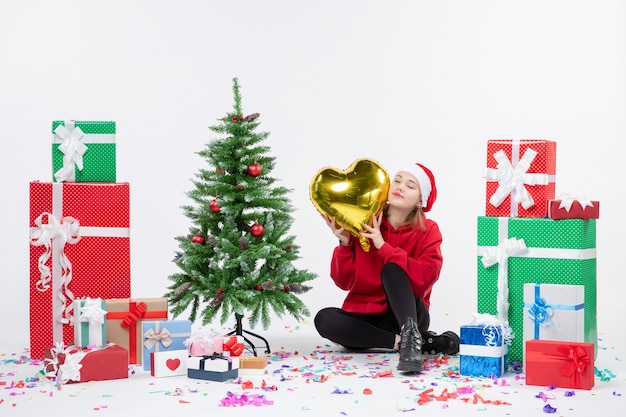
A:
30,212,81,325
53,121,88,183
557,193,594,212
483,145,549,215
479,237,528,325
44,342,87,384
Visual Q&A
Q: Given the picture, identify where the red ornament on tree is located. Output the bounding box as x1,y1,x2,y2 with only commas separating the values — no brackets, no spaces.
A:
191,233,206,245
247,162,262,177
209,199,220,213
250,223,264,237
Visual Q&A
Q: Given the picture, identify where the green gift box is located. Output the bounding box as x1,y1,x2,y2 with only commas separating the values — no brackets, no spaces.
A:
476,216,596,364
52,120,116,182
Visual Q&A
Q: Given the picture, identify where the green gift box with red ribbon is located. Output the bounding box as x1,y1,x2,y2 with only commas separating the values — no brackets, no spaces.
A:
477,216,597,364
52,120,116,183
105,298,168,364
29,181,131,360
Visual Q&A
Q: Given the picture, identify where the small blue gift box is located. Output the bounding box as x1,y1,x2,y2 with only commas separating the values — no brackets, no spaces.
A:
459,324,509,377
187,353,239,382
142,320,192,371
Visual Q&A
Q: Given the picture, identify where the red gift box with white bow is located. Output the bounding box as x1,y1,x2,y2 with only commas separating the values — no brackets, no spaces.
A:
525,339,594,390
43,343,128,384
547,196,600,220
483,139,556,218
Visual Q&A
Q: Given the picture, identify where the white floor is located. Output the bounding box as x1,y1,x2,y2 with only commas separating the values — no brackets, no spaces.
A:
1,320,624,417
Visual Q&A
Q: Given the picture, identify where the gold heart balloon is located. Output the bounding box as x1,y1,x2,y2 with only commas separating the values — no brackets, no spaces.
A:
310,158,390,252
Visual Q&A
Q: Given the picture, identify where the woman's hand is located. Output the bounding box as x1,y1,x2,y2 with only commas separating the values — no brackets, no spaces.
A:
323,215,352,245
361,212,385,249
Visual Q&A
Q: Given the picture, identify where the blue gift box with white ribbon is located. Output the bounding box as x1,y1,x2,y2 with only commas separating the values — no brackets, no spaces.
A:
459,324,509,377
523,283,585,345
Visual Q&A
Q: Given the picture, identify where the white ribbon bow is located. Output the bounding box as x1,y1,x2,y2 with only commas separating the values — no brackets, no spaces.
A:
44,343,87,384
143,328,173,350
557,193,594,212
54,123,88,182
470,312,513,347
30,212,81,324
484,148,549,210
480,237,528,324
78,298,107,345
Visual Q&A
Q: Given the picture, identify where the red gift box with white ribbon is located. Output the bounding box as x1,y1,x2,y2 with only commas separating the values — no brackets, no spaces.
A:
29,181,131,359
483,139,556,218
547,195,600,220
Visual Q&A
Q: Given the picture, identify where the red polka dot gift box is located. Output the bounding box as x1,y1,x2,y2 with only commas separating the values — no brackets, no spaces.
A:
483,139,556,218
51,120,116,183
29,181,131,359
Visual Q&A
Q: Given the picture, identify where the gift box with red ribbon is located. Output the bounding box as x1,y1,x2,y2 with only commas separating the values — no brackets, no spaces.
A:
525,339,594,390
547,197,600,220
105,298,168,364
43,343,128,384
483,139,556,218
29,181,131,359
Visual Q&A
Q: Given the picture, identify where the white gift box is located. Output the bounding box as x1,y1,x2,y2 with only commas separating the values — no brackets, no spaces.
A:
187,354,239,382
73,298,107,348
523,283,585,344
150,349,188,377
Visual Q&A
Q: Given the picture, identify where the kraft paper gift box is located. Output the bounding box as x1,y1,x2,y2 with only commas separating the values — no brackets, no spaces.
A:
52,120,116,182
187,354,239,382
73,298,107,348
105,298,168,365
483,139,556,218
459,323,509,377
150,349,188,377
477,216,597,364
29,181,131,359
523,283,585,345
44,343,128,384
547,197,600,220
238,356,269,376
525,339,594,390
142,319,192,371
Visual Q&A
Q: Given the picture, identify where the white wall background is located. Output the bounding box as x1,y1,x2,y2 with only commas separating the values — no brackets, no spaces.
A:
1,0,624,349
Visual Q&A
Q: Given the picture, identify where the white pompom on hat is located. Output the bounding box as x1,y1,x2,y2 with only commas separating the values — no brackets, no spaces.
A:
399,163,437,212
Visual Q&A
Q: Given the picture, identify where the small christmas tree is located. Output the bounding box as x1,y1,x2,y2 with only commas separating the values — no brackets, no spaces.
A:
165,78,316,338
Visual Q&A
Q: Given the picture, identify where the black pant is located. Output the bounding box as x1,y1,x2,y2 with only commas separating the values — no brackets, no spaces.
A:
314,263,430,350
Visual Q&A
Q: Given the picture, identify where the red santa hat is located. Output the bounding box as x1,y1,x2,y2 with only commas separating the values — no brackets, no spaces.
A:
399,163,437,212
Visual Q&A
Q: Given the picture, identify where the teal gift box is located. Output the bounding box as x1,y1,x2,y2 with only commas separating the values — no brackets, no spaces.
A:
477,216,597,364
73,298,107,348
52,120,116,182
459,323,509,377
142,319,192,371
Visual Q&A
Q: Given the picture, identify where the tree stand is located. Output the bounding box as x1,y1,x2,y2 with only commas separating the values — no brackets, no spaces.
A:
226,313,271,356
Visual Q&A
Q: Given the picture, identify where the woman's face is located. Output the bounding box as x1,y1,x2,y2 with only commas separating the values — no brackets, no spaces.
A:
387,171,422,210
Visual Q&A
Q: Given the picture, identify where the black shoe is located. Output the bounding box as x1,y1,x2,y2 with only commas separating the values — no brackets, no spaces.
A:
421,330,460,355
397,317,423,373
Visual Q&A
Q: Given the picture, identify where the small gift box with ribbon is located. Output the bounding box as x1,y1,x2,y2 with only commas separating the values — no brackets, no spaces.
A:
184,327,224,357
29,181,131,359
43,342,128,384
150,349,188,378
223,335,245,357
483,139,556,218
142,319,192,371
525,339,594,390
523,283,584,346
187,353,239,382
477,215,597,364
105,298,168,365
547,194,600,220
459,315,511,377
73,298,107,348
52,120,117,183
238,355,269,376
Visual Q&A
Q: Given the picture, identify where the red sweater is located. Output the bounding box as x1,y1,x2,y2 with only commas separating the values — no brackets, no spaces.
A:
330,216,443,315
